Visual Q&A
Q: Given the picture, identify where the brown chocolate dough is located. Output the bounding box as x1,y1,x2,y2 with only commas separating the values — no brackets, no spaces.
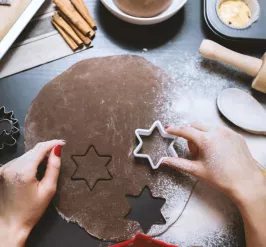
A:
24,55,197,241
114,0,172,18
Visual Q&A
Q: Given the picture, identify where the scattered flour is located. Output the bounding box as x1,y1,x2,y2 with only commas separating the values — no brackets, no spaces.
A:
157,181,244,247
150,52,266,246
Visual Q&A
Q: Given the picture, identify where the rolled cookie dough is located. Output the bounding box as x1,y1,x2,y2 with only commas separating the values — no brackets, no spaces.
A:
24,55,197,242
114,0,172,18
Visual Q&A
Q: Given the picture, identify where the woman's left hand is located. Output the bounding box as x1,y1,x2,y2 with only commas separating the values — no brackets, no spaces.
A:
0,140,65,247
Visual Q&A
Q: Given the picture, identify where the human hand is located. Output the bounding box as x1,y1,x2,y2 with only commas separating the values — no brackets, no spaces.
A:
163,124,266,205
0,140,65,247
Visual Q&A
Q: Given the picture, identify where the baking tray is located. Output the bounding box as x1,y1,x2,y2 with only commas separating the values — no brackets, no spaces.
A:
204,0,266,41
0,0,45,60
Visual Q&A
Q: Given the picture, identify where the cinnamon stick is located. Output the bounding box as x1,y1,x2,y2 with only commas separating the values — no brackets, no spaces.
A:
60,11,92,45
52,21,78,51
53,0,91,36
70,0,96,30
53,12,83,47
71,23,92,45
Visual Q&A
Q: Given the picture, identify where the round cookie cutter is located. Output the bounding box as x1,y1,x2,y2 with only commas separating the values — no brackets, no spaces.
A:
133,120,178,170
0,106,19,150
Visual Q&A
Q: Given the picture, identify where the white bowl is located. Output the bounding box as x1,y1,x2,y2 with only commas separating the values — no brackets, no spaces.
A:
100,0,188,25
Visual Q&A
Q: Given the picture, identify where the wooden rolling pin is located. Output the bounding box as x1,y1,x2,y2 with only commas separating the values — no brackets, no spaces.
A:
199,39,266,93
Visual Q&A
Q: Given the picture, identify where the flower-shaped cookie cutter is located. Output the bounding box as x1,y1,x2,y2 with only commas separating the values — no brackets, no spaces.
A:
133,120,178,170
0,106,19,150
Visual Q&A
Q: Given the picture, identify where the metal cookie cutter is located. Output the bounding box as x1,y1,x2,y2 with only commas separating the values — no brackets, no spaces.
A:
133,120,178,170
0,106,19,150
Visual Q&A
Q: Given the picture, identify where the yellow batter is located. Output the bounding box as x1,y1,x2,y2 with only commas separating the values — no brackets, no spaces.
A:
218,0,251,28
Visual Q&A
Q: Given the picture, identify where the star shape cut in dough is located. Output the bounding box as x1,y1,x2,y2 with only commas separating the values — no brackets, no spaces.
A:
72,146,112,190
125,186,166,233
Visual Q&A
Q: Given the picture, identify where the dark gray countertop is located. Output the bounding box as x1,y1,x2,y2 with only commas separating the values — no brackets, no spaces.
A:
0,0,265,246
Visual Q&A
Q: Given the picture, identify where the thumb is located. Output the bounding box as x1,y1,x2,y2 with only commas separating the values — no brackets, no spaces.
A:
163,157,203,177
39,145,63,198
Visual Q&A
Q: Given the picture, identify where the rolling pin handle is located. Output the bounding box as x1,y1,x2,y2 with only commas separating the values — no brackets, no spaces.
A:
199,40,262,78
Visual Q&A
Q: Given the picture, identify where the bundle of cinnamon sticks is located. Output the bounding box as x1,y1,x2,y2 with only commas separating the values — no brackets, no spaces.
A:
52,0,96,51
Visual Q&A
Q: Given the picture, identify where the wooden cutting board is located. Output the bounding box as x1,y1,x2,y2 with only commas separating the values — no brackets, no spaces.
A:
0,0,32,41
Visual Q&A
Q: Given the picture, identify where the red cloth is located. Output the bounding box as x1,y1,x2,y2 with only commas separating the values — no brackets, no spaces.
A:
111,234,177,247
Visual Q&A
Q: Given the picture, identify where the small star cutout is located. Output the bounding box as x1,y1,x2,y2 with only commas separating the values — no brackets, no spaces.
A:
125,186,166,233
72,146,112,190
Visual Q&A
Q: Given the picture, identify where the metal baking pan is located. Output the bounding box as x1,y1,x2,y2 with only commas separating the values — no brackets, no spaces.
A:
204,0,266,41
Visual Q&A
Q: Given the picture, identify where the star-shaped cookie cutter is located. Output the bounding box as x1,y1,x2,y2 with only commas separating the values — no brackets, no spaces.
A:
133,120,178,170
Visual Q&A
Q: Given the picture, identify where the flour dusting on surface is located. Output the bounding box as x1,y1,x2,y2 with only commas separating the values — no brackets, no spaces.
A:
150,52,266,246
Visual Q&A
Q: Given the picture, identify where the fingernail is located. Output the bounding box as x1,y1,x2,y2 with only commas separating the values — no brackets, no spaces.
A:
165,125,169,129
54,145,62,157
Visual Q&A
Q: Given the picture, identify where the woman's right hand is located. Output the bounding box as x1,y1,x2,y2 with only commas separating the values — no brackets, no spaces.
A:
163,124,266,205
164,123,266,247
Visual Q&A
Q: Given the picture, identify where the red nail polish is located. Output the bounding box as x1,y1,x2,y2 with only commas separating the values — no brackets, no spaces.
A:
165,125,169,129
54,145,62,157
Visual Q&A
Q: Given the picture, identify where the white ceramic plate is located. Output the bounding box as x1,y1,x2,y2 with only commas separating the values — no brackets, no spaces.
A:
100,0,188,25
